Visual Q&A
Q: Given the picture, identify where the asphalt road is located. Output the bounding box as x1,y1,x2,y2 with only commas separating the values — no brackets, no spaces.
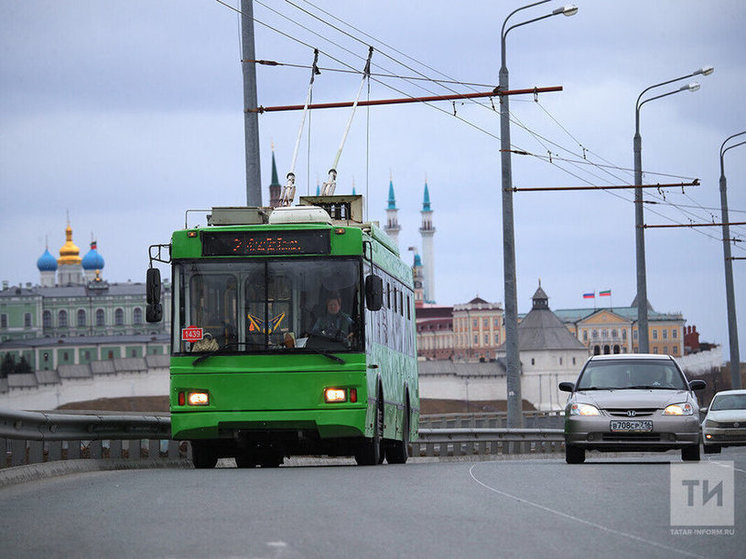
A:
1,449,744,559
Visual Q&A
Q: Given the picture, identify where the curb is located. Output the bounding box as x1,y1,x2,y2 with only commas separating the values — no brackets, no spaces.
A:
0,458,192,489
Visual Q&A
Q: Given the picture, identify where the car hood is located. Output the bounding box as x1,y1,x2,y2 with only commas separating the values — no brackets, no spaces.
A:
706,410,746,423
575,389,690,410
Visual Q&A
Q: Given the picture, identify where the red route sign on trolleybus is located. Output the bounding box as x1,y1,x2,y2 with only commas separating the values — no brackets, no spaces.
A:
181,326,203,342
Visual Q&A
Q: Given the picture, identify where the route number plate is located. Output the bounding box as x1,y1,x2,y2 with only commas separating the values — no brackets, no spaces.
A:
182,326,204,342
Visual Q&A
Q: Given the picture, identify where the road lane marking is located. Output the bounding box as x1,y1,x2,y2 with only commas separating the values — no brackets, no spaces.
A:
468,463,707,559
707,457,746,474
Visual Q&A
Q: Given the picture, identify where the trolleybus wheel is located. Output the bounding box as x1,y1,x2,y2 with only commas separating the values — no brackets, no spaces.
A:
258,452,284,468
235,452,257,468
386,404,409,464
355,399,383,466
191,441,218,469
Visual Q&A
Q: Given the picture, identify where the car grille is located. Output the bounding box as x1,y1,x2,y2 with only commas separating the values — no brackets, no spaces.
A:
714,422,745,429
606,408,658,417
602,433,662,442
708,434,746,442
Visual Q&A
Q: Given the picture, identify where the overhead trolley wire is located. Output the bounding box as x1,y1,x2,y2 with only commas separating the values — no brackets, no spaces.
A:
219,0,742,247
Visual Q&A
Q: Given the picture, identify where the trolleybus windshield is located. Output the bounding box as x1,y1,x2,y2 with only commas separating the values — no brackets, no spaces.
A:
173,258,362,355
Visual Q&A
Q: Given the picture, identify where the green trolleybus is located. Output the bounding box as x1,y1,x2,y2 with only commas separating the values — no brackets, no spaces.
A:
146,195,418,468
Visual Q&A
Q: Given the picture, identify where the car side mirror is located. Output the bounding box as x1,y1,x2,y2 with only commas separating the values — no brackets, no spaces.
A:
146,268,163,323
365,274,383,311
559,381,575,393
689,379,706,391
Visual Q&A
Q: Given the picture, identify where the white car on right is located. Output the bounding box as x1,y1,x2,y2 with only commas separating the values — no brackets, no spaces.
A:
702,389,746,454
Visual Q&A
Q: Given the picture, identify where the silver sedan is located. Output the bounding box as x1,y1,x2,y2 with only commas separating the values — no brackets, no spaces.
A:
559,354,706,464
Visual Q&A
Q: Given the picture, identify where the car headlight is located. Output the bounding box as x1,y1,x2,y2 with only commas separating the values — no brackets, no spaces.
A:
569,403,601,416
663,402,694,416
703,419,719,428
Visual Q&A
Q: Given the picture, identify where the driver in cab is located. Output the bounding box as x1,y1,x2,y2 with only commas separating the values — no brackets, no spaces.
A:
311,292,353,342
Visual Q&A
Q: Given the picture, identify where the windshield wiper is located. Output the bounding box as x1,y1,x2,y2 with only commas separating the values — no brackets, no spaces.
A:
192,342,261,365
305,348,346,364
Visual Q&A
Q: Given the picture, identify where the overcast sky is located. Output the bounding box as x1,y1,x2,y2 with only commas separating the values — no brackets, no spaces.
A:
1,1,745,360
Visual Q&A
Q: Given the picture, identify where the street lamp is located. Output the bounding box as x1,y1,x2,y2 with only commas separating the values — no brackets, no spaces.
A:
720,131,746,389
500,1,577,428
633,66,713,354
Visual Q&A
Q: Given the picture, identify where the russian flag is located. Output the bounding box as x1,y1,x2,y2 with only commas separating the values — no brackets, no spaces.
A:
599,289,611,297
583,292,595,299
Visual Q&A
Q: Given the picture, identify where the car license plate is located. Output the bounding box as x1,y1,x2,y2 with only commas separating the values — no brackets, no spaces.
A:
610,420,653,432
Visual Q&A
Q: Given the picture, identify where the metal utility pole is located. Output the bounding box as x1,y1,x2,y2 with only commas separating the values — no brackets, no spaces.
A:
633,68,712,353
720,131,746,389
241,0,262,207
499,1,577,429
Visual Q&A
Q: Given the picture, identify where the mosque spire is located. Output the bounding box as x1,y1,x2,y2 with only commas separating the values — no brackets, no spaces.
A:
419,179,436,303
383,174,401,248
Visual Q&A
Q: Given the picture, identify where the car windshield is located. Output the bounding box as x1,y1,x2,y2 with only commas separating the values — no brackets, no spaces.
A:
576,359,688,390
710,394,746,411
173,257,362,354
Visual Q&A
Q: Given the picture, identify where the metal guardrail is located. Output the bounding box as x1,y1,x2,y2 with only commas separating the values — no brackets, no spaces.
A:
0,408,566,469
419,411,564,430
0,408,171,441
1,408,181,469
414,427,565,457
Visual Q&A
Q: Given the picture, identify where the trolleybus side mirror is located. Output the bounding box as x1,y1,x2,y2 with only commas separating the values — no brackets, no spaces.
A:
146,268,163,323
365,275,383,311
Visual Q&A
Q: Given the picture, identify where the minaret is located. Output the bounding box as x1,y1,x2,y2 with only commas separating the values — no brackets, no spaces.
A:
268,145,282,208
410,248,424,306
419,181,435,303
384,175,401,248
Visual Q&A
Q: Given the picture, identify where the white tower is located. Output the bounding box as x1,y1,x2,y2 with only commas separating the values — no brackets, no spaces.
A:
383,176,400,248
419,181,435,303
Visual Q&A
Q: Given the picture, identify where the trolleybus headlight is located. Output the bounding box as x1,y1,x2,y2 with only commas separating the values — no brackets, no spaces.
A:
187,391,210,406
324,388,347,403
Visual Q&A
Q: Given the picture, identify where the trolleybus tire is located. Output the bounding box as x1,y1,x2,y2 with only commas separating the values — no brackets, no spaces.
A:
235,452,257,468
191,441,218,469
355,398,384,466
385,404,409,464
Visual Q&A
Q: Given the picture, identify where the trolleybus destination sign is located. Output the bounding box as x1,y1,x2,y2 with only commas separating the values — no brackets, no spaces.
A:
201,230,330,256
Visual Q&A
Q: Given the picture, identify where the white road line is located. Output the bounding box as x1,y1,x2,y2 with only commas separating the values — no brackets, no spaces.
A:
706,457,746,474
468,463,708,559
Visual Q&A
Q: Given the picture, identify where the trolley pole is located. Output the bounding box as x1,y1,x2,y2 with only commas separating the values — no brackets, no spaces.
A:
241,0,262,207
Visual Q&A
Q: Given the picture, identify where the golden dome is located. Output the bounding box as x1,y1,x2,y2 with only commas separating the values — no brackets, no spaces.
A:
58,224,82,265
